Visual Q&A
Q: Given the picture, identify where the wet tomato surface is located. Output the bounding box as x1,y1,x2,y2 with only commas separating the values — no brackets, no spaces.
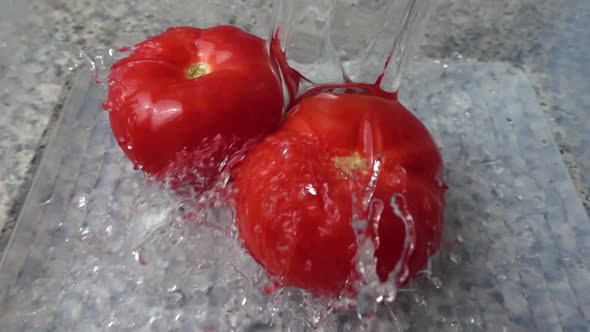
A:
105,26,284,192
234,92,446,295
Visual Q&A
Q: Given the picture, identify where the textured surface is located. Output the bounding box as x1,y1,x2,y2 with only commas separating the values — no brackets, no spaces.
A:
0,61,588,331
418,0,590,214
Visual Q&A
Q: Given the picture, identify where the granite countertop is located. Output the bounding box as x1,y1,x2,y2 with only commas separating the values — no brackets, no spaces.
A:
0,0,589,253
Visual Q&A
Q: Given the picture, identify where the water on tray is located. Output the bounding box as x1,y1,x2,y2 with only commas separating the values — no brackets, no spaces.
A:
0,127,435,331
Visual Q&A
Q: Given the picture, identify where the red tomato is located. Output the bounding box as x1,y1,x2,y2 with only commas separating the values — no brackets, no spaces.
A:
104,26,284,192
233,92,446,295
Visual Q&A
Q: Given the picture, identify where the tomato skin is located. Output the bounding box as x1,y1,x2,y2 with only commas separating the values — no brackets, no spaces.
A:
234,133,358,294
234,92,445,295
105,26,284,192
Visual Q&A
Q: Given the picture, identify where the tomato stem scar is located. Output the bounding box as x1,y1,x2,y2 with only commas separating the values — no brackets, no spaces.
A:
333,152,368,175
186,63,210,79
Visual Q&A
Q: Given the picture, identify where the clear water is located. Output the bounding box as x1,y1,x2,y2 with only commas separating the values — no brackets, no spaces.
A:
270,0,433,94
0,144,433,331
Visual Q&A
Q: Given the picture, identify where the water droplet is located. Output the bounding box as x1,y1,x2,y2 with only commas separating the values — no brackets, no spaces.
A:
102,101,112,111
431,276,442,289
105,225,113,236
126,145,133,151
449,252,462,264
456,234,464,244
496,273,507,281
304,260,312,271
77,195,88,208
305,184,317,196
80,226,90,236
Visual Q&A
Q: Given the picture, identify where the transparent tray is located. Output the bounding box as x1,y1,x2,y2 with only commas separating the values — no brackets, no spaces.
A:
0,61,589,332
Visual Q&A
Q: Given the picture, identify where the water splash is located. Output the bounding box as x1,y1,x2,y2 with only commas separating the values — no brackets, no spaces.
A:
68,46,133,88
389,193,416,286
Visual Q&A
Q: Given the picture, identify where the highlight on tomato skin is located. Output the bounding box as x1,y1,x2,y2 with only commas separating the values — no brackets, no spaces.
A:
233,92,446,296
104,25,284,194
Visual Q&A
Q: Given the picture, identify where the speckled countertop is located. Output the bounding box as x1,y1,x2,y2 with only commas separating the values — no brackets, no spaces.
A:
0,0,589,252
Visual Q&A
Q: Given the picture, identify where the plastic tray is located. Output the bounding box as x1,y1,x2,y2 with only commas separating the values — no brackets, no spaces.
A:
0,61,588,331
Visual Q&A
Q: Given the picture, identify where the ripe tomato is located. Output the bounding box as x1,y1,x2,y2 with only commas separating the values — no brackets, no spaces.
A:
233,92,446,295
104,26,284,192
